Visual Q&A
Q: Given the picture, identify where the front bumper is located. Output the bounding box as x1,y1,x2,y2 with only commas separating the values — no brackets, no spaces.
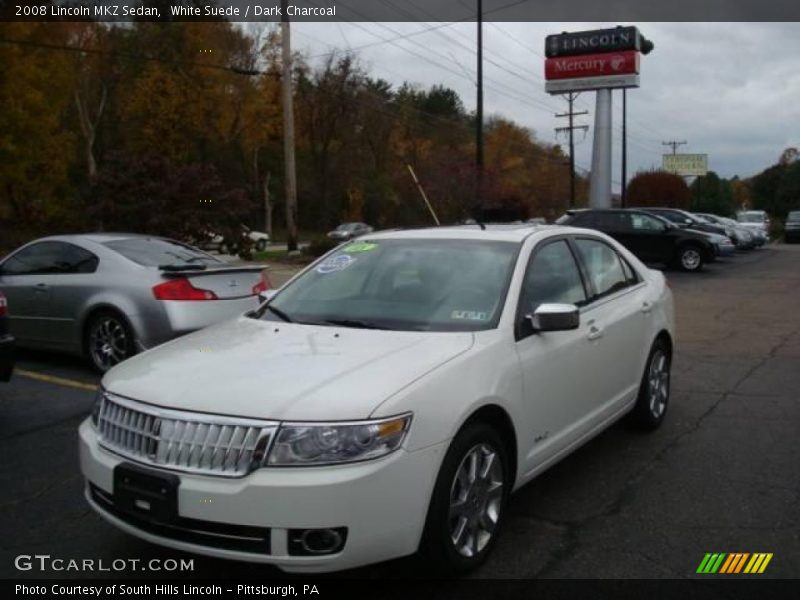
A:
0,334,14,382
715,242,736,257
79,419,445,572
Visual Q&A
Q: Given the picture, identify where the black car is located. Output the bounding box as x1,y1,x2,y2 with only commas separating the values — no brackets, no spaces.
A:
0,290,14,381
785,210,800,243
558,209,716,272
631,207,728,237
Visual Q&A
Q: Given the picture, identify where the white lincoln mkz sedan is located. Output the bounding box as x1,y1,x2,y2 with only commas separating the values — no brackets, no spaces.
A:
79,224,674,573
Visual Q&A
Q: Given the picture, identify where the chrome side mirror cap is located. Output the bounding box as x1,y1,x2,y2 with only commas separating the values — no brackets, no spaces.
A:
526,303,580,332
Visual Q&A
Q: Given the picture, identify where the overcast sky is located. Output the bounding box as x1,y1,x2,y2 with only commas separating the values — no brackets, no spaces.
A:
287,22,800,191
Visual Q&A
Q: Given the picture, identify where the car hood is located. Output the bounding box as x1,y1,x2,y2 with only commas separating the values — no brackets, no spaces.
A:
102,317,474,421
738,222,767,231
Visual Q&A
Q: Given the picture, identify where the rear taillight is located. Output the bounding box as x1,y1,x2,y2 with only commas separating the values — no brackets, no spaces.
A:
0,294,7,317
153,278,218,301
252,275,271,296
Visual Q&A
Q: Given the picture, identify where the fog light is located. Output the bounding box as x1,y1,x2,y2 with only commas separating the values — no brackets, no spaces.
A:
288,527,347,556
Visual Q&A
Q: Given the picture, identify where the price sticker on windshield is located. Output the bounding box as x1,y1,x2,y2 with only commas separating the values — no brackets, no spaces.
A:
343,242,378,253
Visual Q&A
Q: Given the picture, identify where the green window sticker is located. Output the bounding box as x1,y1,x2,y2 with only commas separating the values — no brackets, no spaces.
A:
343,242,378,253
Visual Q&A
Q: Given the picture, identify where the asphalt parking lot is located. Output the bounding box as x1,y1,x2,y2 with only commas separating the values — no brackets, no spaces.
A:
1,246,798,579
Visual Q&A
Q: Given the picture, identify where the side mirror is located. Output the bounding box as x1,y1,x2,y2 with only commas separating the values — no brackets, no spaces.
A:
526,303,579,332
258,289,278,304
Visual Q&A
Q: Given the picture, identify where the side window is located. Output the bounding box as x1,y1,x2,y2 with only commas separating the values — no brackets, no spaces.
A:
630,213,664,231
574,238,630,299
520,240,587,313
0,242,97,275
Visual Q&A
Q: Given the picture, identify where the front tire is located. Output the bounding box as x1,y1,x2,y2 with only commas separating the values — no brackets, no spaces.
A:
255,238,268,252
675,244,704,272
419,422,510,574
85,311,136,373
628,339,671,430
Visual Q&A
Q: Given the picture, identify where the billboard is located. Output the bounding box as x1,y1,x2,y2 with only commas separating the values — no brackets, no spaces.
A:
545,51,639,81
662,154,708,177
545,74,640,94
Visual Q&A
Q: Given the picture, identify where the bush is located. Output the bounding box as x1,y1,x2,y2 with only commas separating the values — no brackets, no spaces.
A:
303,236,340,258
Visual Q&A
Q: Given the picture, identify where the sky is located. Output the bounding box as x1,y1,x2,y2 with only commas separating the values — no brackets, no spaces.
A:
287,22,800,192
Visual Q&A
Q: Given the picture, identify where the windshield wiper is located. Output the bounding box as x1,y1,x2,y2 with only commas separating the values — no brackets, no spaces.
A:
320,318,389,330
264,305,293,323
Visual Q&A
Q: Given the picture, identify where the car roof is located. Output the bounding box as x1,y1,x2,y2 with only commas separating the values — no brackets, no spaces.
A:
362,224,576,243
27,233,165,244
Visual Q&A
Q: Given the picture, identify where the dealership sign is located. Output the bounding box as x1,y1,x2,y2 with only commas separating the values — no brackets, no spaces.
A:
543,26,652,95
545,51,640,80
545,26,652,59
663,154,709,177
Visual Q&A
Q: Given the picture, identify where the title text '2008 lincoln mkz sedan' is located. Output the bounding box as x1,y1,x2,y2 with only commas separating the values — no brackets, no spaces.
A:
79,225,674,573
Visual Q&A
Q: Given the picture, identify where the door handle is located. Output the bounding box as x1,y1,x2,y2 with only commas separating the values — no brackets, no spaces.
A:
587,325,604,341
641,301,653,314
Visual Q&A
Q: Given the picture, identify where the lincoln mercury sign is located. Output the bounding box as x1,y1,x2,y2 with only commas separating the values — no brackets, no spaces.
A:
543,26,652,95
663,154,709,177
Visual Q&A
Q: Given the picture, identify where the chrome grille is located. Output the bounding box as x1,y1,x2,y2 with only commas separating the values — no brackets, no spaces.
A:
96,393,277,478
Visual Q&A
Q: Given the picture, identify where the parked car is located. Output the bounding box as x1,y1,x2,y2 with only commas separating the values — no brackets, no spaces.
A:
694,213,756,250
194,225,270,254
80,225,674,573
557,209,716,271
629,208,735,257
0,235,269,372
327,222,374,241
785,210,800,243
0,291,14,382
736,210,770,245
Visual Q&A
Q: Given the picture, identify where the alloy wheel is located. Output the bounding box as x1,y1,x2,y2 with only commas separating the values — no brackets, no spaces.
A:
448,443,504,558
89,316,129,371
681,249,701,270
647,349,670,418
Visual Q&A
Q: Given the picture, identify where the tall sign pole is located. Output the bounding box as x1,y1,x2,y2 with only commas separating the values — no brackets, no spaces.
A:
281,0,298,252
475,0,484,215
621,88,627,207
589,89,613,208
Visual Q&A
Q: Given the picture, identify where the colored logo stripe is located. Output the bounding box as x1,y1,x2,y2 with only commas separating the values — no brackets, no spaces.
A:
697,552,773,574
744,553,773,574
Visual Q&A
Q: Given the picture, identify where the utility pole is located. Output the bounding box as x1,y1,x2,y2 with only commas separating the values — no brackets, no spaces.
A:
662,140,687,155
281,0,298,252
555,93,588,208
475,0,484,216
621,89,627,207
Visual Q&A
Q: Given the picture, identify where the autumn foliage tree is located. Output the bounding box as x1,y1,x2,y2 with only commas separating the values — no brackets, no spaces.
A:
626,170,691,208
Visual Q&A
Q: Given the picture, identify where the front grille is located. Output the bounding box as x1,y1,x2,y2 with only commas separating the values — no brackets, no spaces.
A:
96,393,278,477
90,485,271,553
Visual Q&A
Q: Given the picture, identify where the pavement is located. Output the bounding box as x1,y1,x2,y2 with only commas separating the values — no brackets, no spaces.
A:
1,245,798,579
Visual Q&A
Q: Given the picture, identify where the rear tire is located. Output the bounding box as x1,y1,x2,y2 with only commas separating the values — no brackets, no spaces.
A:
255,239,267,252
85,310,136,373
419,422,510,574
675,244,704,272
628,338,671,431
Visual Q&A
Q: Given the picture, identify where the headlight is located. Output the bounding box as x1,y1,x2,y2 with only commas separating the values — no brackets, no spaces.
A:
90,387,104,427
267,414,412,466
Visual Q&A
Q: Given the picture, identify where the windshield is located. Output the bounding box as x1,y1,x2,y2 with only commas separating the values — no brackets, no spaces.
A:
738,212,765,223
104,238,222,267
259,239,519,331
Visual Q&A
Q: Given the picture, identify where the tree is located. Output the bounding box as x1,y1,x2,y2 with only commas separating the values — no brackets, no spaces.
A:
690,172,735,216
626,170,691,208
